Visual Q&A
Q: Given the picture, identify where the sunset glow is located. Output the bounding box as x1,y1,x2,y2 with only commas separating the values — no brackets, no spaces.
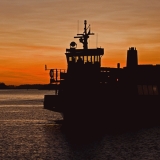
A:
1,0,160,85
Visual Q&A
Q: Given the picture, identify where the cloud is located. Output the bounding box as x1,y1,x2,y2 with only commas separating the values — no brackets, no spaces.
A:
1,0,160,84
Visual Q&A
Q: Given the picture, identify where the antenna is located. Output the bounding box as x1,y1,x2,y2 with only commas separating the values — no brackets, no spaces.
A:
74,20,94,49
45,64,47,70
96,33,98,48
77,20,79,34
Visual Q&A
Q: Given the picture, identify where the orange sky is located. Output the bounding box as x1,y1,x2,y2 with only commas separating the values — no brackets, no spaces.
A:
1,0,160,85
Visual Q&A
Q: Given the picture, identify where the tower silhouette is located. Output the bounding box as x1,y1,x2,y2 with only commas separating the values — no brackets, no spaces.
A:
126,47,138,68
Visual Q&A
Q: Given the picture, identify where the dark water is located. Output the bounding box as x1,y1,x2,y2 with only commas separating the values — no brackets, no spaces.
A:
1,89,160,160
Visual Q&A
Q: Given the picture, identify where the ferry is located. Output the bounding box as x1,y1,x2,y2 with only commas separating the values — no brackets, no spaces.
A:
44,20,160,128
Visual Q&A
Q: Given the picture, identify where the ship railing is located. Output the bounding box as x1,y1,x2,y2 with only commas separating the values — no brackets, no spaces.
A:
48,69,66,84
45,65,66,84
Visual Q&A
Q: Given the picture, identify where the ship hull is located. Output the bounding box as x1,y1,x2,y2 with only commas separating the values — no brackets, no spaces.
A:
44,94,160,130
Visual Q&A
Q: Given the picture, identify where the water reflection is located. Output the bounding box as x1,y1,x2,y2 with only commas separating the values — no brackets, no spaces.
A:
43,123,105,160
43,122,160,160
1,90,160,159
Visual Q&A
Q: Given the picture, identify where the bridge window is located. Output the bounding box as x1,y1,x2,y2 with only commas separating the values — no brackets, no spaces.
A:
137,85,159,95
95,55,100,62
84,56,87,63
74,56,78,62
92,56,95,63
77,56,84,64
148,85,153,95
83,55,101,64
153,85,159,95
69,57,72,62
88,56,92,62
80,56,83,61
142,85,148,95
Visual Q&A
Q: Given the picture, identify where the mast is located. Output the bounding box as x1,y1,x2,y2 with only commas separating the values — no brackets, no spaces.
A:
74,20,94,50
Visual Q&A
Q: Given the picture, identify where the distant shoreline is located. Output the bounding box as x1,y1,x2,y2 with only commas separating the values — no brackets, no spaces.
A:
0,83,58,90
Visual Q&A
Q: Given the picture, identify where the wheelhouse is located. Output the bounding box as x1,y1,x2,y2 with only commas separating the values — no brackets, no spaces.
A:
66,48,104,70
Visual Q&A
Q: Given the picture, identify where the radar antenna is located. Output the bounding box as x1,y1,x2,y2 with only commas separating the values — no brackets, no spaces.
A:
74,20,94,50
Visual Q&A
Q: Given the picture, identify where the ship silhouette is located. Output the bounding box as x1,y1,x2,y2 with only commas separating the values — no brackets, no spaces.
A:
44,20,160,129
